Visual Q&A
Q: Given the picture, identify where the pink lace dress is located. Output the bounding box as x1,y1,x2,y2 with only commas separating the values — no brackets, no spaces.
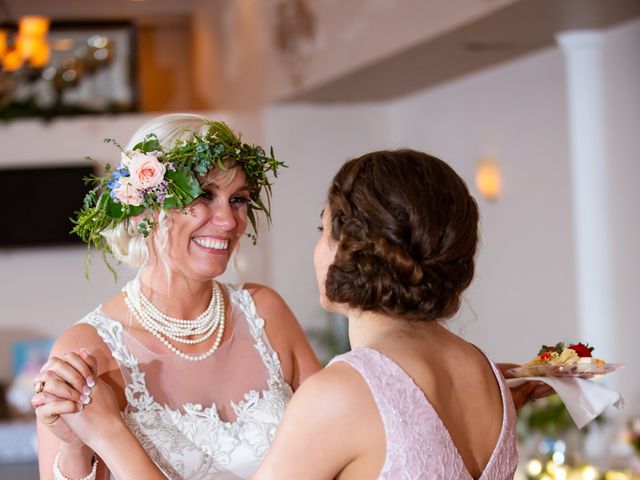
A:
329,347,518,480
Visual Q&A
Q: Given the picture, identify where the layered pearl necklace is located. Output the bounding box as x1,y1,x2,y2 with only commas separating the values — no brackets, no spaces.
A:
123,280,225,362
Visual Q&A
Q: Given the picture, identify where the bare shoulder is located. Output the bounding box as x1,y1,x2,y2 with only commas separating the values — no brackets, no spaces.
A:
50,306,118,377
241,282,320,388
255,361,381,479
291,360,372,420
243,282,290,315
242,282,301,332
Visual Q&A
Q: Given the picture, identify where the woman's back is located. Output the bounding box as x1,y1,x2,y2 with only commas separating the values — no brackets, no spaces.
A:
329,326,518,480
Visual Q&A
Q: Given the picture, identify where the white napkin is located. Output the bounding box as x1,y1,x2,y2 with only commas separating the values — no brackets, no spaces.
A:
506,376,624,429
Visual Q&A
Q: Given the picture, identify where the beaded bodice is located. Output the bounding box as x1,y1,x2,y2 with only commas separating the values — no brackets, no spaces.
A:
330,348,518,480
79,284,293,480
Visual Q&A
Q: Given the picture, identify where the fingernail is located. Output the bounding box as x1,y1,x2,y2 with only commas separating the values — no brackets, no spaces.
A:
77,402,84,411
82,386,91,395
79,347,89,355
80,394,91,405
86,376,95,388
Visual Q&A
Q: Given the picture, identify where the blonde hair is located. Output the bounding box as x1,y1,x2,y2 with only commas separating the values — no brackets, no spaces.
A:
100,113,238,269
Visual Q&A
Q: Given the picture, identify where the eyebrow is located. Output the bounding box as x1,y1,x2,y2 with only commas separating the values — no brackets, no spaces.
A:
208,183,250,193
319,208,325,219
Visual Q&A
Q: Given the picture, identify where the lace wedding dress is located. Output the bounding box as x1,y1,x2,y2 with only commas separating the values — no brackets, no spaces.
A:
79,284,293,480
329,348,518,480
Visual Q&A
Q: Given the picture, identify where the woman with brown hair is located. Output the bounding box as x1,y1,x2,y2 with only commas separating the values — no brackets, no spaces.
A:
253,149,518,479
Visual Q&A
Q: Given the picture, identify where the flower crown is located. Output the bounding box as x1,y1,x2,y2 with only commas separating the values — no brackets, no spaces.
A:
72,120,284,274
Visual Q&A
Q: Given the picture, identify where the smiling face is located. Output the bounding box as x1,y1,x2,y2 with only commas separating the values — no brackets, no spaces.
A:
156,167,250,281
313,207,339,312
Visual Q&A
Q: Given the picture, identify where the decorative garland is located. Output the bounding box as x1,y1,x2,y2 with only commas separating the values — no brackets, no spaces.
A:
71,120,285,275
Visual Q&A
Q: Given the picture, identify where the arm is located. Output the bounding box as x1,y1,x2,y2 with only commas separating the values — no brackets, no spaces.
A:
60,376,166,480
34,325,116,480
245,283,322,390
34,348,166,480
253,363,381,480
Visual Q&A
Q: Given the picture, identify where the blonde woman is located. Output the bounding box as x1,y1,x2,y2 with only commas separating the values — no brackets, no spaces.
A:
31,114,320,480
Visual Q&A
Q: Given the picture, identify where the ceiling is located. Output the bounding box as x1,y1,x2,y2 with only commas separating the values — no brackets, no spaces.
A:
0,0,198,25
2,0,639,104
288,0,640,102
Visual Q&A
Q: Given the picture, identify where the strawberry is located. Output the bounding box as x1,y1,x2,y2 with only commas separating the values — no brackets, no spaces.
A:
568,342,594,357
539,352,552,361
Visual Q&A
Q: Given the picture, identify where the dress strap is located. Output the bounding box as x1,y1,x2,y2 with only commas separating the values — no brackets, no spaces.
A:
226,285,288,390
329,348,449,478
77,308,139,369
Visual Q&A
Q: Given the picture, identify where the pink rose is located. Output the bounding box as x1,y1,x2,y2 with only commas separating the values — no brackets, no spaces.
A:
112,177,143,206
127,152,166,190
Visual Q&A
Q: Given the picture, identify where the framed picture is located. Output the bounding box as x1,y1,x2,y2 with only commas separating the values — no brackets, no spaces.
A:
0,20,139,120
0,165,95,248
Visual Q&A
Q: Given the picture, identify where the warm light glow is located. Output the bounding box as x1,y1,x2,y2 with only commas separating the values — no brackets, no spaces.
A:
527,460,544,476
581,465,600,480
28,38,50,67
18,16,50,37
3,48,23,71
0,29,7,59
16,34,43,60
604,472,632,480
475,157,502,200
52,38,74,51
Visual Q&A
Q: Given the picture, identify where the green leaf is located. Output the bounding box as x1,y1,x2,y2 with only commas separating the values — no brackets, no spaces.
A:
163,169,203,208
101,192,144,218
132,134,161,153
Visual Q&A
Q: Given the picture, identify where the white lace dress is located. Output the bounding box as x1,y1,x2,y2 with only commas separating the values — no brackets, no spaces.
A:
79,284,293,480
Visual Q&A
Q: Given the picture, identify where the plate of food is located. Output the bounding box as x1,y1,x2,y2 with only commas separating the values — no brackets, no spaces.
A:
506,342,624,378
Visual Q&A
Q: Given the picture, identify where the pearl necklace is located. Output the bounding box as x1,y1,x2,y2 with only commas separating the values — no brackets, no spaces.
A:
123,280,225,362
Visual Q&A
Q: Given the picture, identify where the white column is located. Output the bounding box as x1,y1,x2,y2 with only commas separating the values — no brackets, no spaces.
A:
556,31,616,373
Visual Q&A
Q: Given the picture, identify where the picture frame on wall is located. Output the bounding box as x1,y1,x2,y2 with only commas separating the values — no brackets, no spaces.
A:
0,20,139,120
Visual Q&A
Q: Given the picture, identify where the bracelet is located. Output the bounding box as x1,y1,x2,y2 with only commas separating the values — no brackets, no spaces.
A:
53,451,98,480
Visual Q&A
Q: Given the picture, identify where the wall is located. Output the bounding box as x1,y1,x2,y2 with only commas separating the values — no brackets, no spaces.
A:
260,46,578,365
263,103,394,329
390,46,578,363
602,18,640,410
138,19,197,112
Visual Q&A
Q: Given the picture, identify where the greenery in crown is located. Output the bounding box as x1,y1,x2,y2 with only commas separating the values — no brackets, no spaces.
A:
72,120,285,274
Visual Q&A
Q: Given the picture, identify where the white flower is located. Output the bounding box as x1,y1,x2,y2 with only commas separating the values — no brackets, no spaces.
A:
112,177,143,206
120,151,133,167
128,152,166,190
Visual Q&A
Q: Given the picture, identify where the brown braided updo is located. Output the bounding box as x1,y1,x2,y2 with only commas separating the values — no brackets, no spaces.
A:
325,150,479,322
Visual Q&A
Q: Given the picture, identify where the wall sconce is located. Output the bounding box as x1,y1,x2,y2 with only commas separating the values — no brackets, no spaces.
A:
475,156,502,201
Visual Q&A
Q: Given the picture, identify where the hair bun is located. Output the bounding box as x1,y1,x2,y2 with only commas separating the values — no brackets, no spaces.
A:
325,149,479,322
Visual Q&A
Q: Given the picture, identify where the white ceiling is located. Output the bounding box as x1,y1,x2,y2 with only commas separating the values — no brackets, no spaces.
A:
289,0,640,102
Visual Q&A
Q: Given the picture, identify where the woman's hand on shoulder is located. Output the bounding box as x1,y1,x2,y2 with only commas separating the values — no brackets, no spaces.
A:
254,362,379,480
245,283,321,389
